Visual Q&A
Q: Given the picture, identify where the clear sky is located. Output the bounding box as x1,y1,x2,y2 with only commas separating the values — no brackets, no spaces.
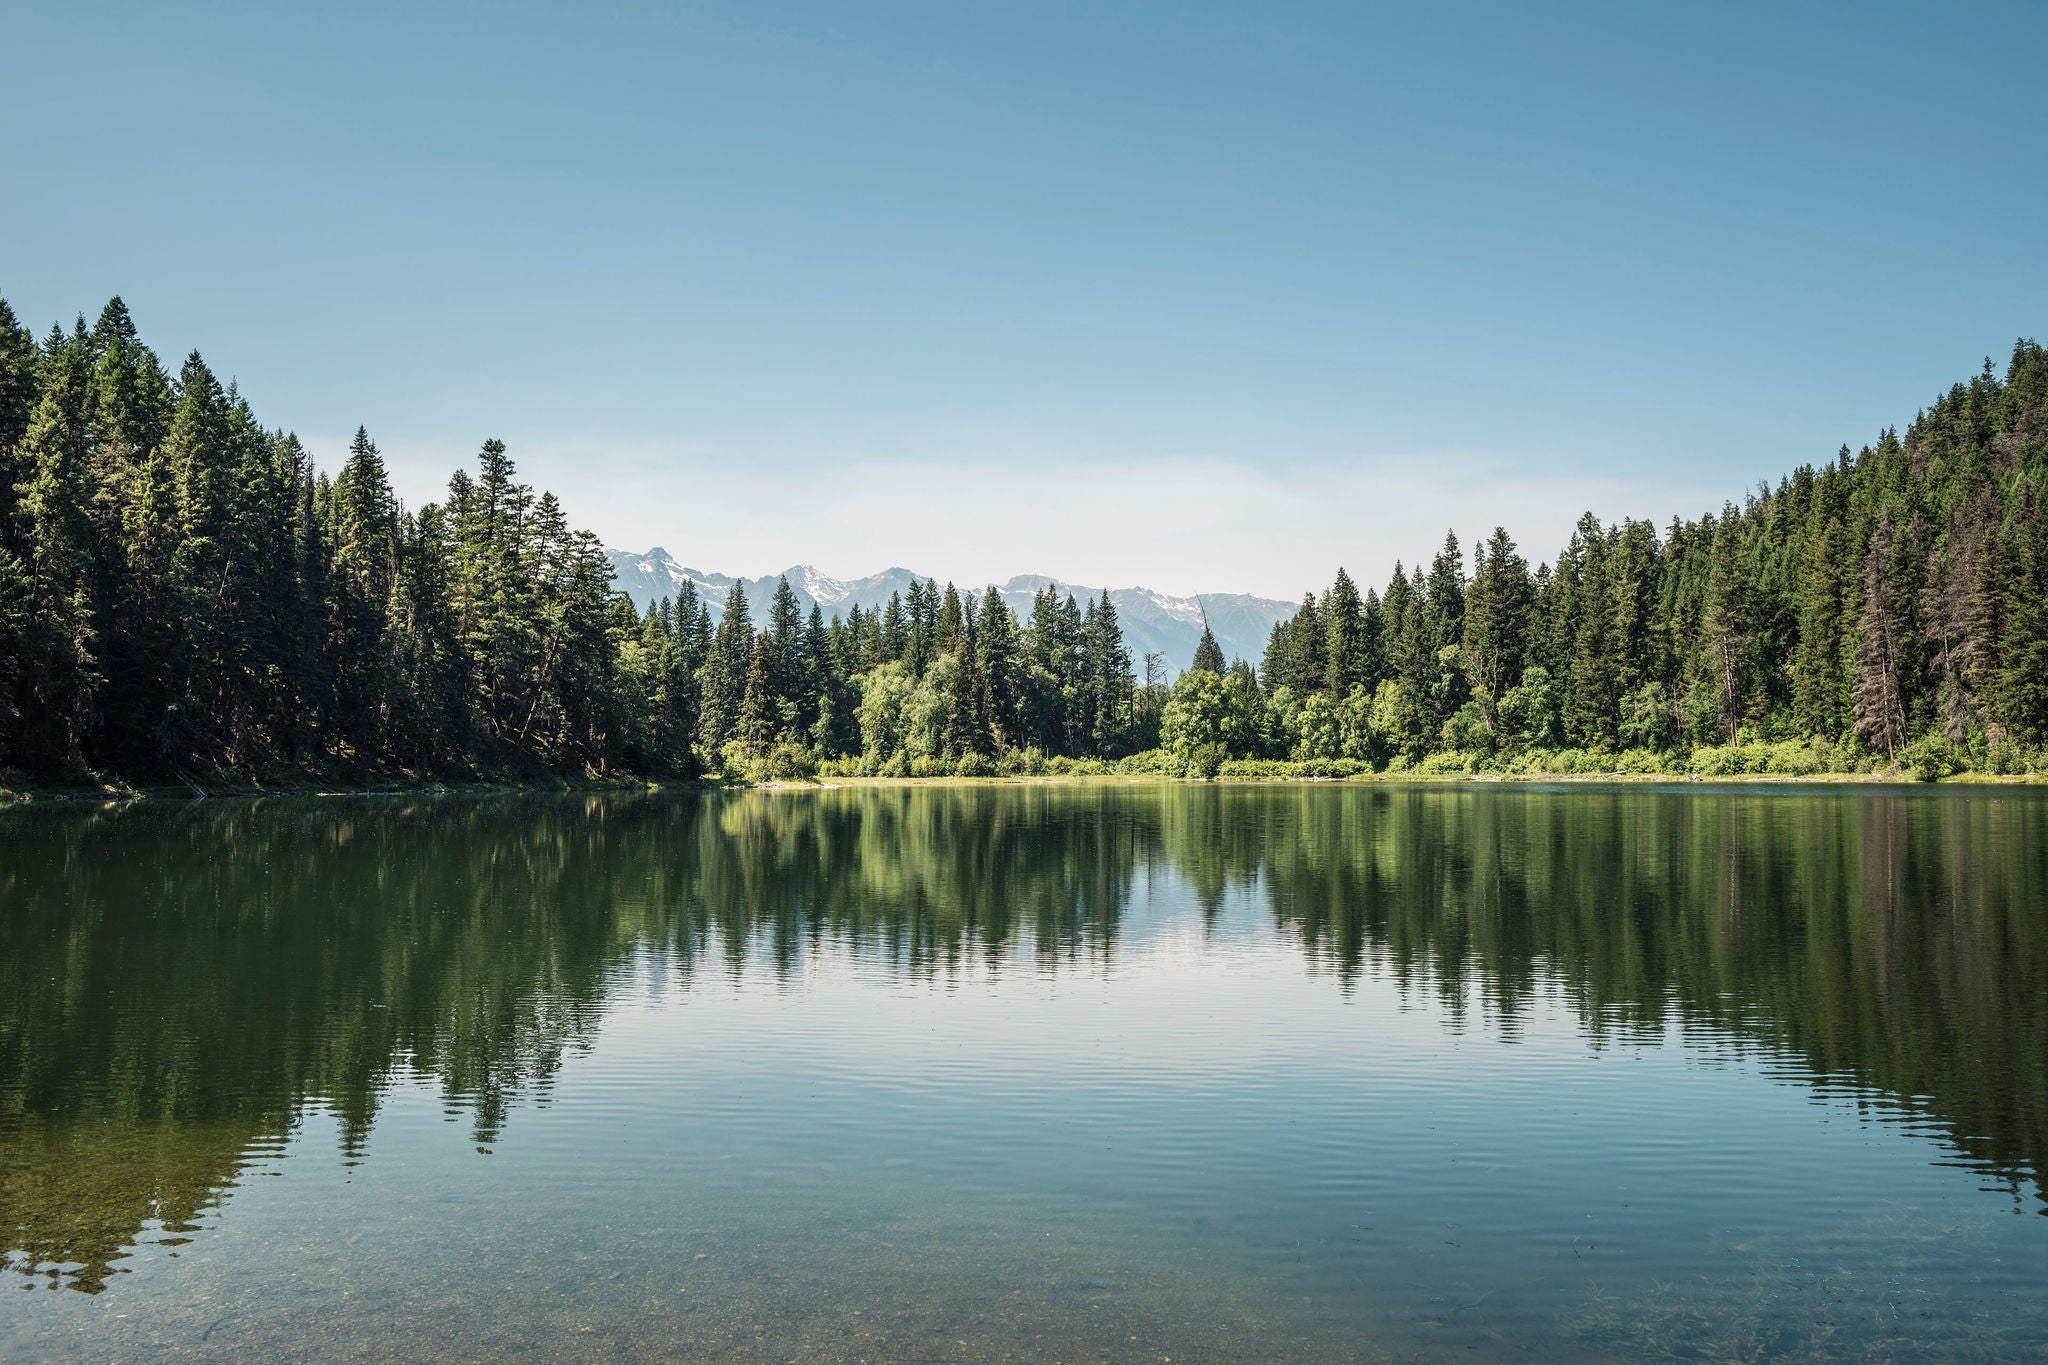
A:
4,1,2043,598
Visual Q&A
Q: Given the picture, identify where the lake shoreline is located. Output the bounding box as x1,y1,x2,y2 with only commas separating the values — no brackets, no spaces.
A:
6,768,2039,804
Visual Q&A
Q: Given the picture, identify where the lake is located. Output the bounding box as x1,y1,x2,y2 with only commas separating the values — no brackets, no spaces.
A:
2,782,2044,1361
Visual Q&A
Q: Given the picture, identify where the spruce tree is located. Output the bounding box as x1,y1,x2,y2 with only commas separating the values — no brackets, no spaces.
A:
1700,511,1749,745
1462,527,1529,722
736,630,776,757
1322,569,1365,696
330,427,398,758
1853,512,1909,760
697,581,751,753
13,381,98,772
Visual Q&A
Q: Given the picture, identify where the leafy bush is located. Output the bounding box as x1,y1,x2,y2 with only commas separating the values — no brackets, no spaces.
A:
732,740,817,783
1984,735,2026,776
1904,733,1958,782
1688,741,1830,777
1414,751,1473,775
1439,702,1494,756
1218,758,1303,779
954,752,996,778
1115,749,1176,776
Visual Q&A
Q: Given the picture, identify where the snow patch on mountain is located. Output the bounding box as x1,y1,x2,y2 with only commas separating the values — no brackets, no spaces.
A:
605,549,1296,678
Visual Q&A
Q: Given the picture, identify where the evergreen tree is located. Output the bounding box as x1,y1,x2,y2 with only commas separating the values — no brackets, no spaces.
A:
1854,511,1910,760
1083,591,1133,755
1191,617,1226,674
13,379,98,771
697,581,751,754
1322,569,1365,696
1701,511,1749,744
329,427,398,757
736,630,777,757
1462,527,1529,723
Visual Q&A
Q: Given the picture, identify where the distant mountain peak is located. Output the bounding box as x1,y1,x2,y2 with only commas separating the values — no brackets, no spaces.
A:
604,548,1293,676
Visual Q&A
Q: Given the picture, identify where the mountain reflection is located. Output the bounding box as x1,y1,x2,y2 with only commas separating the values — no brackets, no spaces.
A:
2,783,2043,1291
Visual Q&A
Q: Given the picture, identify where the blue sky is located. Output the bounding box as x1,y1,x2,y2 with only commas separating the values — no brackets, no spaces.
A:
3,1,2042,597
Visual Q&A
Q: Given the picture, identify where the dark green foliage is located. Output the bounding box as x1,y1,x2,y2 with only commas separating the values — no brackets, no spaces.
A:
0,298,695,783
1257,340,2048,770
4,294,2041,783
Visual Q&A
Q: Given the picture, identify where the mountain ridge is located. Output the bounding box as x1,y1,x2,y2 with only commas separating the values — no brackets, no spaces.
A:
607,549,1293,677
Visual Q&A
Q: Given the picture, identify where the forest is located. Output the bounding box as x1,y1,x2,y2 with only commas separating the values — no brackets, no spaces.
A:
1,294,2043,787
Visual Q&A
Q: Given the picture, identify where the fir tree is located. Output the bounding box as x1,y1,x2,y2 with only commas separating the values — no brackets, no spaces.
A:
697,581,751,754
1191,616,1226,674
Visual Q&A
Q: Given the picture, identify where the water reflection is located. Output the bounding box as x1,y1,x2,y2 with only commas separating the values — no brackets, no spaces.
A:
2,782,2043,1295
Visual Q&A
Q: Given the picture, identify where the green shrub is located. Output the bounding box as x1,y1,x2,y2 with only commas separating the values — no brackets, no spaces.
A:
734,740,818,783
954,752,996,778
1904,733,1958,782
1986,735,2025,776
1218,758,1303,779
909,754,953,778
1687,739,1840,777
1415,750,1472,775
1689,744,1748,776
1115,749,1176,776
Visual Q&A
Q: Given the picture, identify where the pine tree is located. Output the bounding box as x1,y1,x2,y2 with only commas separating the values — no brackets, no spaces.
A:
1259,618,1291,691
1701,511,1749,744
975,586,1018,750
1854,512,1909,761
12,381,98,772
766,575,806,737
1287,591,1324,695
697,581,751,753
1322,569,1364,695
1564,516,1617,746
1084,591,1133,755
0,299,37,547
329,427,398,758
737,630,776,757
1791,509,1848,739
1191,617,1226,674
1461,527,1529,722
1999,479,2048,741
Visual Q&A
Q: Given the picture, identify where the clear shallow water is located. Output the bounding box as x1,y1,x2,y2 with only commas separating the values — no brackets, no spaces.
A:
2,782,2044,1361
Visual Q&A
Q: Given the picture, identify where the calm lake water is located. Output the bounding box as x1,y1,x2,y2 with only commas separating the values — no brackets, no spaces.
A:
2,782,2044,1361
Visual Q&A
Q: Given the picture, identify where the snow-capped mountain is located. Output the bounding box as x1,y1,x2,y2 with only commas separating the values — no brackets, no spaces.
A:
605,549,1295,678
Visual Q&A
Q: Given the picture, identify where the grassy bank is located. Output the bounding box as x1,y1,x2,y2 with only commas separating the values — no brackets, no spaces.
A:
10,758,2040,806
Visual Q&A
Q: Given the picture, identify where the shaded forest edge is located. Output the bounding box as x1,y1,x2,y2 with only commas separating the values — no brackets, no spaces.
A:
2,293,2045,791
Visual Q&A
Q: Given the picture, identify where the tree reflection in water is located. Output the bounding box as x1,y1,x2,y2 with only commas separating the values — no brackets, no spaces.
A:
3,783,2043,1292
